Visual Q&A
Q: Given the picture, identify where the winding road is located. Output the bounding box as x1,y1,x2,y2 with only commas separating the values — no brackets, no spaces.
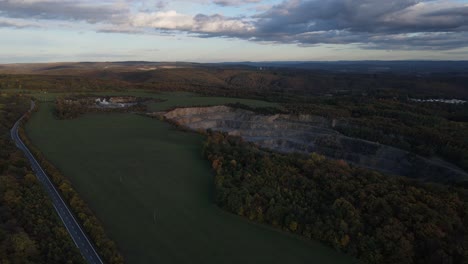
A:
10,101,103,264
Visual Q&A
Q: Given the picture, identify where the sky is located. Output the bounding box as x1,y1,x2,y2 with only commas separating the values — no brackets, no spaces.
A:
1,0,468,63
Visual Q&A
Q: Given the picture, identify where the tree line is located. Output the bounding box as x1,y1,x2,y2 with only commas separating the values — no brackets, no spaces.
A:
0,94,85,263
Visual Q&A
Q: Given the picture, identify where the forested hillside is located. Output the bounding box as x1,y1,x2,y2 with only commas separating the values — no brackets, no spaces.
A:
0,94,84,263
1,65,468,99
203,132,468,264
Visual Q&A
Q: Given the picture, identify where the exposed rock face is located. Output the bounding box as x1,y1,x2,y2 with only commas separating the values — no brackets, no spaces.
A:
164,106,468,184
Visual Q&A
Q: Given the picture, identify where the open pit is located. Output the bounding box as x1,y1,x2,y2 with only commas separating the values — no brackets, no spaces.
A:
161,105,468,184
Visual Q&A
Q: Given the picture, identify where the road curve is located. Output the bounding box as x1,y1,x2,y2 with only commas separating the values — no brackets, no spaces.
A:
11,101,104,264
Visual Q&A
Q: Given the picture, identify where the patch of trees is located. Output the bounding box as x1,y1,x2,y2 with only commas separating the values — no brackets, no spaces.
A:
55,96,90,119
0,95,84,263
203,132,468,264
18,112,125,264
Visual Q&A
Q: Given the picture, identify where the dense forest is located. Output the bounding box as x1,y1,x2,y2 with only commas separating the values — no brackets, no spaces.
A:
1,65,468,100
0,94,84,263
203,132,468,264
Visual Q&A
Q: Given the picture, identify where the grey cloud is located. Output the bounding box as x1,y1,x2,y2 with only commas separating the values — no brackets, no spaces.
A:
97,28,143,34
0,0,128,23
156,1,167,9
365,32,468,50
213,0,261,7
0,20,34,28
254,0,433,34
243,0,468,49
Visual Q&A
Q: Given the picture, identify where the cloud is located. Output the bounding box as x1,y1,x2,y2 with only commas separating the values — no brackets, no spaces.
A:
131,11,193,30
366,32,468,50
193,14,254,34
131,10,254,35
247,0,468,49
97,27,143,34
213,0,261,7
0,0,128,23
0,0,467,50
126,0,468,50
0,18,40,28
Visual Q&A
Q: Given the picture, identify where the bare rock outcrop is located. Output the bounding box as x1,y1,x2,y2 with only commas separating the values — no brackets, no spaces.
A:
163,106,468,184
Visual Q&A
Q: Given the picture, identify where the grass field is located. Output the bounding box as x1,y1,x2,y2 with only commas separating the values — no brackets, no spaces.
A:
144,92,279,111
25,99,355,263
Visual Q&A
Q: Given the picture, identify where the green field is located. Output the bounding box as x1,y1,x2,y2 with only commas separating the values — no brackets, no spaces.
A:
145,92,279,111
25,98,355,263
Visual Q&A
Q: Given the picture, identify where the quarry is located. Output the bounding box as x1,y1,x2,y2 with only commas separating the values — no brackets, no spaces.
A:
160,105,468,184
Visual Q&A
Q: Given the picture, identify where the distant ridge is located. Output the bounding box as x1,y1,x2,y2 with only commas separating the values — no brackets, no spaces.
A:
219,60,468,74
1,60,467,75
